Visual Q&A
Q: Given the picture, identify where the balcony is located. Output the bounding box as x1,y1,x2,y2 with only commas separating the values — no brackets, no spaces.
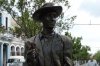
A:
0,31,13,42
10,52,16,56
21,53,24,56
16,52,20,56
0,31,24,45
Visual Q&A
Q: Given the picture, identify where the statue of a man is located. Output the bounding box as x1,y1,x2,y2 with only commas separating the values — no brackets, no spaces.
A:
24,3,72,66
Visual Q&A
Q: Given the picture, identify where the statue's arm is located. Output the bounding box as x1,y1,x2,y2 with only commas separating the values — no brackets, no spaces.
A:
62,36,72,66
24,41,34,66
24,36,38,66
24,41,29,59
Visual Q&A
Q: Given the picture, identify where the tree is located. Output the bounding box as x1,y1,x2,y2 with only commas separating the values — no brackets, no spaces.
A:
55,15,76,34
65,32,91,60
10,26,22,36
0,0,76,38
0,24,6,34
78,46,91,60
94,50,100,61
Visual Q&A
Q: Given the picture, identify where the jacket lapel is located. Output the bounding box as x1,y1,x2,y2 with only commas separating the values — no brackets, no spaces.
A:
34,34,44,66
52,33,61,66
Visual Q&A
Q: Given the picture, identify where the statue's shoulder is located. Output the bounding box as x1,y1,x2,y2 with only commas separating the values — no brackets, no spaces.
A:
24,35,39,47
57,34,72,46
57,34,71,41
25,35,38,42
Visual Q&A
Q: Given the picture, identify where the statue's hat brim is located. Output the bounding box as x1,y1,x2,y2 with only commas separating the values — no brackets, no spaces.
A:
32,3,62,22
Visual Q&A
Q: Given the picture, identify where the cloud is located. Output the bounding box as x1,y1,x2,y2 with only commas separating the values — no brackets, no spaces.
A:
79,0,100,17
82,42,100,54
69,24,100,54
70,25,100,42
66,0,100,54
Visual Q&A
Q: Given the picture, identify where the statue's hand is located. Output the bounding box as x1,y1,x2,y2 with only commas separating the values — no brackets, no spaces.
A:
26,41,37,64
26,49,37,62
26,41,37,62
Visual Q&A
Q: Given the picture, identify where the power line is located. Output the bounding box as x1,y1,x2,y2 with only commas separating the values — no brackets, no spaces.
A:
91,47,100,48
73,20,100,25
73,24,100,25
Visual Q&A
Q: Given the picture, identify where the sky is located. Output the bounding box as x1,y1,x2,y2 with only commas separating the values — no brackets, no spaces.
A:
64,0,100,54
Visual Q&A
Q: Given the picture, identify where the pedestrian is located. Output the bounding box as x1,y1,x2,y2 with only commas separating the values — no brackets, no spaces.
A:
24,2,72,66
87,56,98,66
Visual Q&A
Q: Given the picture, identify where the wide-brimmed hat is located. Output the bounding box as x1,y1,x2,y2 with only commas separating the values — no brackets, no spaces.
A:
32,3,62,21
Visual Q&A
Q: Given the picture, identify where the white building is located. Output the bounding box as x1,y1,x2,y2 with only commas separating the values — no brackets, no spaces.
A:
0,10,24,66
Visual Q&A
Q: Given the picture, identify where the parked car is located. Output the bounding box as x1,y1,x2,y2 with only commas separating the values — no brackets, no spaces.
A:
7,56,25,66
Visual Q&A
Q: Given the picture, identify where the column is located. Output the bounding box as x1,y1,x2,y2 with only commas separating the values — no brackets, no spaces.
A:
0,13,2,24
0,44,3,66
6,44,10,62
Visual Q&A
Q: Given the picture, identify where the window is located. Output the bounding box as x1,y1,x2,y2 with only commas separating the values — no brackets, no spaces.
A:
6,17,8,30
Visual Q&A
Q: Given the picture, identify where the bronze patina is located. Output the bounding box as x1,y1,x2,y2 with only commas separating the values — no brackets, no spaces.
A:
24,3,72,66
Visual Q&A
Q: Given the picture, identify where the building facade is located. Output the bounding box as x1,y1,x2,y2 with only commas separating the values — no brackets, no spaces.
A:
0,10,24,66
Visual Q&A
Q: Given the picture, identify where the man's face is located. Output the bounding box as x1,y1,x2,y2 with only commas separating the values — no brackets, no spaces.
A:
90,57,93,61
41,12,57,29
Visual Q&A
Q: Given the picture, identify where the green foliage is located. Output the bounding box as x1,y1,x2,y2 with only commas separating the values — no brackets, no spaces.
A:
10,27,22,36
65,32,91,60
55,13,77,34
78,46,91,60
94,50,100,61
0,0,44,38
0,24,6,34
0,0,76,38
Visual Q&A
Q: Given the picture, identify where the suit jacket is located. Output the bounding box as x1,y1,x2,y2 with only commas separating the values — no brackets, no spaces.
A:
24,33,72,66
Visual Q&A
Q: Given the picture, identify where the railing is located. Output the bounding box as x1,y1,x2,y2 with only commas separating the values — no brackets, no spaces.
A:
21,53,24,56
0,31,24,44
16,52,20,56
10,52,16,56
0,31,13,42
10,52,24,56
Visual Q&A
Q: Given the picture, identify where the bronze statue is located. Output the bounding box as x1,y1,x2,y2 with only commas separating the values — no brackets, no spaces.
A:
24,3,72,66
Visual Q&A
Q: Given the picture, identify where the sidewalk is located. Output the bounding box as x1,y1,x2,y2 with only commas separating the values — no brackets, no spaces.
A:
74,63,86,66
80,64,86,66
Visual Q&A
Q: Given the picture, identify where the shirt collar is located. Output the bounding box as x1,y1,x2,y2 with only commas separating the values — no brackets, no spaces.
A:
39,31,55,39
